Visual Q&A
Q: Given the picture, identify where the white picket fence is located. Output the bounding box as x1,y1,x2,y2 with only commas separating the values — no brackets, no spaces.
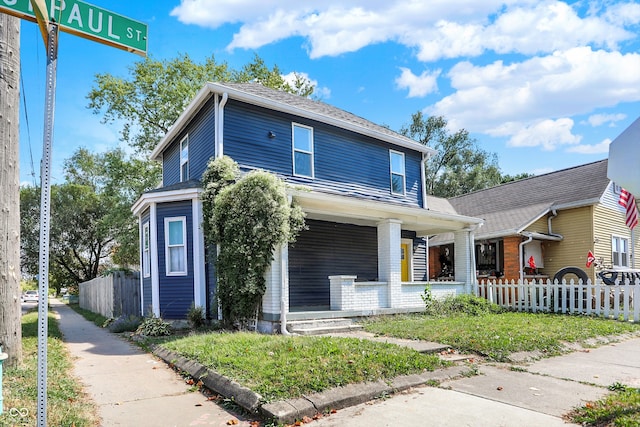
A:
477,279,640,322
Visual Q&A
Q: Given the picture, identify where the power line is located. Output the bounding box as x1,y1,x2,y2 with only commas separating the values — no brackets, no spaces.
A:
19,64,37,187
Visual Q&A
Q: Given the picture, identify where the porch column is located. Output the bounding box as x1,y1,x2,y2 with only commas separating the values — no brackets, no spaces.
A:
454,229,475,294
378,219,402,308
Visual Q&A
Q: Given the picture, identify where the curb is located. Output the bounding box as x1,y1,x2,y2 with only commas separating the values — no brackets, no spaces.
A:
152,345,468,425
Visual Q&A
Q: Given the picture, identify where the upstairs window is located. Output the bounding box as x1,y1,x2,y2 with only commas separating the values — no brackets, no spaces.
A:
292,123,314,177
390,150,406,195
143,222,150,278
165,217,187,276
612,236,629,267
180,135,189,182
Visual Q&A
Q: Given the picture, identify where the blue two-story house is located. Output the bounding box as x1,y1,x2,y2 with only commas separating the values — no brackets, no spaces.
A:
132,82,483,332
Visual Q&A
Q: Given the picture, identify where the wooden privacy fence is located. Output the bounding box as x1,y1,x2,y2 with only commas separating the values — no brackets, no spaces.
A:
477,279,640,322
79,271,140,318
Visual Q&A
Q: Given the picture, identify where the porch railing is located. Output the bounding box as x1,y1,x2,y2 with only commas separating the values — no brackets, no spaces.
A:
477,279,640,322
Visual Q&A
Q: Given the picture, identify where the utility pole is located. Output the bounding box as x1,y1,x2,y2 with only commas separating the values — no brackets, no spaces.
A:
0,13,23,368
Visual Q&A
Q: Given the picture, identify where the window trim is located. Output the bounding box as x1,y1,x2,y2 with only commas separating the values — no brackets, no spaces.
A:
389,150,406,195
142,221,150,278
164,216,188,276
180,135,189,182
292,123,314,178
611,235,629,268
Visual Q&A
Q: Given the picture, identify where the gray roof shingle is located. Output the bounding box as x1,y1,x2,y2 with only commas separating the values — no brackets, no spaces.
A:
430,159,610,243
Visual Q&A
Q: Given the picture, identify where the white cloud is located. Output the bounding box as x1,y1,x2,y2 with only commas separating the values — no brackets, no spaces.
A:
170,1,635,60
566,138,611,154
429,47,640,136
395,68,440,98
586,113,627,127
505,118,581,151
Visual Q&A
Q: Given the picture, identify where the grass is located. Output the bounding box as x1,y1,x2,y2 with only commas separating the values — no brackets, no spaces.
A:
363,311,640,361
159,332,448,402
0,311,99,426
569,384,640,426
68,303,109,327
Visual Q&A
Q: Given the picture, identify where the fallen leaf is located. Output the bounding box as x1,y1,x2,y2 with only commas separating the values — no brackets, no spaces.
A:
313,413,323,420
226,419,239,425
302,416,313,423
330,409,337,414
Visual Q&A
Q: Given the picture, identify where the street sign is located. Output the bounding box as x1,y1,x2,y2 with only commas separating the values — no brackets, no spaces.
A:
0,0,147,55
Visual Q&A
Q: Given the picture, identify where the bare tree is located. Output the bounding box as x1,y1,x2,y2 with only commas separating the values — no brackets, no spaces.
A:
0,13,22,367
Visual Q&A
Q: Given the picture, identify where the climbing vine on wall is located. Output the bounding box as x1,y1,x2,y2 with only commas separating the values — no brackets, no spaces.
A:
201,156,306,327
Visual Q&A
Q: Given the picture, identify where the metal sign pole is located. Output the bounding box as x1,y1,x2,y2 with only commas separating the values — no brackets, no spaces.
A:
37,21,58,427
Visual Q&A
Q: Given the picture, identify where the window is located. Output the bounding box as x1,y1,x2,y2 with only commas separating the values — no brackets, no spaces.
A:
180,135,189,182
612,236,629,267
389,150,405,195
143,222,150,278
165,217,187,275
292,124,314,177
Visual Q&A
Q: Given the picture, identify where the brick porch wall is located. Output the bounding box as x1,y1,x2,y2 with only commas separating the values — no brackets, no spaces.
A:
502,236,523,281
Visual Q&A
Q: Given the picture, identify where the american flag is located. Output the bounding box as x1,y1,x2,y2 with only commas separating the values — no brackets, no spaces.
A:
619,188,638,230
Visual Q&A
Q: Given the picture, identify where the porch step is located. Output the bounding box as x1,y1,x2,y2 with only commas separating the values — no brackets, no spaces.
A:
286,318,363,335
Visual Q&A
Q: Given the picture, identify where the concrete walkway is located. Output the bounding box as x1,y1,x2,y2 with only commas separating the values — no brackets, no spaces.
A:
51,300,254,427
52,300,640,426
311,333,640,426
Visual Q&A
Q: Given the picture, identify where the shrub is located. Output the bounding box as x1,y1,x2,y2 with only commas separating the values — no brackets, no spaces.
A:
201,157,306,328
424,294,503,316
136,315,173,336
107,315,142,333
187,303,206,329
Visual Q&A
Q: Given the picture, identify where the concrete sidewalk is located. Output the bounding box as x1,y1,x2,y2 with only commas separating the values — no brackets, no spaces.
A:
51,300,254,427
311,333,640,426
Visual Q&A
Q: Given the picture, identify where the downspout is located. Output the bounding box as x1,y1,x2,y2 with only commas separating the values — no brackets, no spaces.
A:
420,153,428,209
519,233,534,282
214,93,229,321
216,92,228,158
547,209,563,239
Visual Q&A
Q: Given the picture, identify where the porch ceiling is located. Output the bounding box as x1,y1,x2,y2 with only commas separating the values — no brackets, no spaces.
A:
290,189,483,236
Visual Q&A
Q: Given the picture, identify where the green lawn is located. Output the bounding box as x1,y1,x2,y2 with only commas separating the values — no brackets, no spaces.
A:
0,311,98,427
160,332,448,402
363,312,640,361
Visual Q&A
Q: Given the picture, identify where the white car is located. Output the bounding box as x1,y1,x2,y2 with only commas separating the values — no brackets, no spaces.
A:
21,290,39,303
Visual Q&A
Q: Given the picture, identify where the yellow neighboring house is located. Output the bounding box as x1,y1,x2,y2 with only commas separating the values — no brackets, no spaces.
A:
428,159,640,283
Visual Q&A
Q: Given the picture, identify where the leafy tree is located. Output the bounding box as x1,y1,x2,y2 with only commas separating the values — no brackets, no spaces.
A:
401,112,503,198
201,157,305,327
20,148,158,292
64,148,160,265
501,172,535,184
88,53,314,156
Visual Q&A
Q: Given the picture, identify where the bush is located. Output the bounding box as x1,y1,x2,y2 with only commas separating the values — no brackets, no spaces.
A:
424,294,503,316
187,303,206,329
136,315,173,336
107,315,142,333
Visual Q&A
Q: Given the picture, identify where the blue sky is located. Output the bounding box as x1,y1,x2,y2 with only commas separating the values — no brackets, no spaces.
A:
17,0,640,186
